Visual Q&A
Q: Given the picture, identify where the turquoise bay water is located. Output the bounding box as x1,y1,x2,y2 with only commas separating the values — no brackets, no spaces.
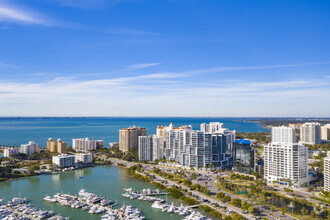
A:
0,117,267,147
0,166,217,220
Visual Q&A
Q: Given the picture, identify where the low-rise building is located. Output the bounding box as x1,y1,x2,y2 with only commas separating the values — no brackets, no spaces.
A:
20,141,39,156
52,154,75,168
75,153,93,164
3,148,19,158
96,140,104,148
109,142,119,148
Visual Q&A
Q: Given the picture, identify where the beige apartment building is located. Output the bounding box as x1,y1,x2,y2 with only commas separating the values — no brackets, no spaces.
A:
57,139,67,154
47,138,57,152
119,126,147,152
47,138,67,154
321,124,330,141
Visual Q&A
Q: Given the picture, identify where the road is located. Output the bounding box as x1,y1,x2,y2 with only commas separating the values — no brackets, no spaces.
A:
100,156,298,220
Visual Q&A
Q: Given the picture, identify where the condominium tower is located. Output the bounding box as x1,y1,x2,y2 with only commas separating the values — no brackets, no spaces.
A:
200,122,224,134
47,138,57,152
138,135,164,161
271,126,296,143
57,139,67,154
119,126,147,152
164,124,235,169
324,152,330,192
300,122,321,145
72,138,99,152
264,143,308,187
20,141,39,156
321,124,330,141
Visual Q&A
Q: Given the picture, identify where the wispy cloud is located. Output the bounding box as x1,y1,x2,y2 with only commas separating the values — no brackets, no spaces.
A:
125,63,161,71
183,61,330,75
0,60,18,68
0,74,329,117
48,0,137,9
0,3,69,27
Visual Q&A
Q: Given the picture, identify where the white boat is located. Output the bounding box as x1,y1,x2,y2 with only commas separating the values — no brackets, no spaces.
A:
101,199,112,206
79,189,90,197
151,201,163,209
82,204,90,211
43,195,56,202
7,197,27,206
162,205,169,212
167,202,176,213
179,207,190,216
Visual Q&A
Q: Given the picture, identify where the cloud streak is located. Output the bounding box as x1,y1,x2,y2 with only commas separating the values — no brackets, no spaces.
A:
0,61,329,117
125,63,161,71
0,60,18,68
0,4,69,27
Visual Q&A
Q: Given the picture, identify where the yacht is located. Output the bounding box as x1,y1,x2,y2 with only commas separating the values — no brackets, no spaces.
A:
7,197,27,206
151,201,164,210
82,204,90,211
79,189,90,197
174,204,185,213
162,205,169,212
101,199,112,206
167,202,176,213
43,195,57,202
179,207,190,216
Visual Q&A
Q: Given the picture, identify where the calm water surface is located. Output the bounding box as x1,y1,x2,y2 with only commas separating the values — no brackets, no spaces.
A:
0,165,218,220
0,117,267,146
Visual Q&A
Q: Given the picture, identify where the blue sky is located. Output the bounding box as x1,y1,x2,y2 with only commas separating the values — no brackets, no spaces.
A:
0,0,329,117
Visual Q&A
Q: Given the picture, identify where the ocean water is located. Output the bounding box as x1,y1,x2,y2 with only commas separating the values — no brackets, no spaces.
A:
0,117,268,147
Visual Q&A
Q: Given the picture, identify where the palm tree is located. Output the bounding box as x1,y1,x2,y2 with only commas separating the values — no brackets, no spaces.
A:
300,207,306,219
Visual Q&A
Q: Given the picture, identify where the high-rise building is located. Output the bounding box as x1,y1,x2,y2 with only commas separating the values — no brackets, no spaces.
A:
271,126,296,143
324,152,330,192
72,138,99,152
321,124,330,141
164,124,235,169
200,122,224,134
119,126,147,152
3,148,19,158
52,154,75,168
20,141,39,156
156,123,192,147
233,139,255,174
47,138,57,152
57,139,67,154
264,143,308,187
300,123,321,145
138,135,164,161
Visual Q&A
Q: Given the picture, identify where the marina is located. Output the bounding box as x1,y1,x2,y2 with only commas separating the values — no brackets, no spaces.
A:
121,188,211,219
0,197,68,220
0,166,218,219
43,189,145,220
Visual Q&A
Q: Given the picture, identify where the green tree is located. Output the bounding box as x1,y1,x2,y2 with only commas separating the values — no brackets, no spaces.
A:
248,206,254,214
